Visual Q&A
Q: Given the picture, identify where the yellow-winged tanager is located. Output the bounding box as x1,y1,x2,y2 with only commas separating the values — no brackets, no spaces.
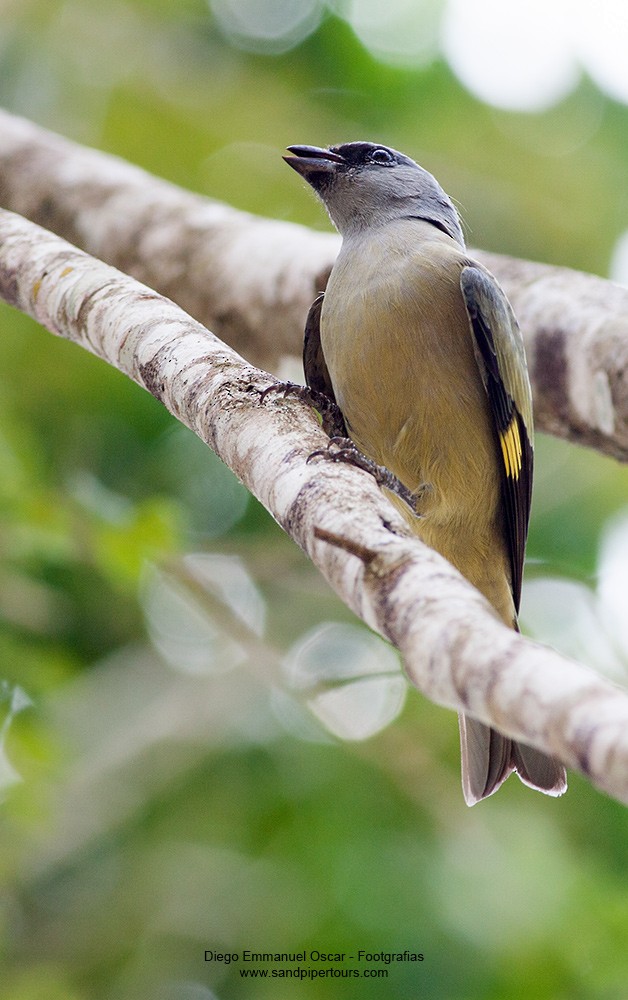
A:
284,141,566,805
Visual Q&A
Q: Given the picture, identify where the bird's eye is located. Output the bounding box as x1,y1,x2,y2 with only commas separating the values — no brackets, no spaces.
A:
369,147,395,165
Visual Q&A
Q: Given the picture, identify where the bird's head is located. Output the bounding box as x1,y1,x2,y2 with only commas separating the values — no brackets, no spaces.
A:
284,141,464,245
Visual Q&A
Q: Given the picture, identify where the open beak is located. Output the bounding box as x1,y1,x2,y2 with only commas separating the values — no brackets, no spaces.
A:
283,144,345,177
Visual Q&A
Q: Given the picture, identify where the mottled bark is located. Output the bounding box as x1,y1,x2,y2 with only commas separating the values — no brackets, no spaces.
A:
1,207,627,805
1,110,628,461
0,107,336,373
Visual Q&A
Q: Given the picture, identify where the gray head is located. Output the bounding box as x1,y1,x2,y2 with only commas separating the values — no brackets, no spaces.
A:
285,141,465,246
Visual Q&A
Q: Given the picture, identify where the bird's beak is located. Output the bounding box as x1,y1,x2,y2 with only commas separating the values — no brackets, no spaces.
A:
284,145,345,177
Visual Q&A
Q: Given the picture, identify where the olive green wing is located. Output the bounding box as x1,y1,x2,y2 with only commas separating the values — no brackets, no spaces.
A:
460,265,534,612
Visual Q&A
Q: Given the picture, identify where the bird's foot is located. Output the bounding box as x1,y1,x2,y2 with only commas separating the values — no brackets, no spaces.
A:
308,437,419,513
258,381,347,437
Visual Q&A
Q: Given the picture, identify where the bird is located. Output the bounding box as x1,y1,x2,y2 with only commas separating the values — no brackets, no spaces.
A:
284,140,567,804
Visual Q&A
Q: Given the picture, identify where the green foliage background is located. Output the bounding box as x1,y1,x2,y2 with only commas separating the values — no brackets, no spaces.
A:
1,2,628,998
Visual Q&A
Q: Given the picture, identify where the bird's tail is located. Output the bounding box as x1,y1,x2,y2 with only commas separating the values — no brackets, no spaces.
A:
459,714,567,806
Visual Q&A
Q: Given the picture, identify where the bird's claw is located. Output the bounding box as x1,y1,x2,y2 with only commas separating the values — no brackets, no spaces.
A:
259,384,418,512
307,437,419,513
257,380,304,404
257,381,347,437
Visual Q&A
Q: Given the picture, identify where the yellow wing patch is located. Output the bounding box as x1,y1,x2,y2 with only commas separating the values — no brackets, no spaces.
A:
499,417,522,480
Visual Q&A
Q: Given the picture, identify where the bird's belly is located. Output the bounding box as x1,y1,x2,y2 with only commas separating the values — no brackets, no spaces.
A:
320,275,514,622
320,289,500,523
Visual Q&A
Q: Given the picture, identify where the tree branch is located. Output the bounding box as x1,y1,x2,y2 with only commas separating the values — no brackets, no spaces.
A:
1,206,628,804
0,107,337,373
1,109,628,459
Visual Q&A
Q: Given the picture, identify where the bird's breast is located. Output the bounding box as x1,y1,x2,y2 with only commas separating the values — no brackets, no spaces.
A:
319,232,501,527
